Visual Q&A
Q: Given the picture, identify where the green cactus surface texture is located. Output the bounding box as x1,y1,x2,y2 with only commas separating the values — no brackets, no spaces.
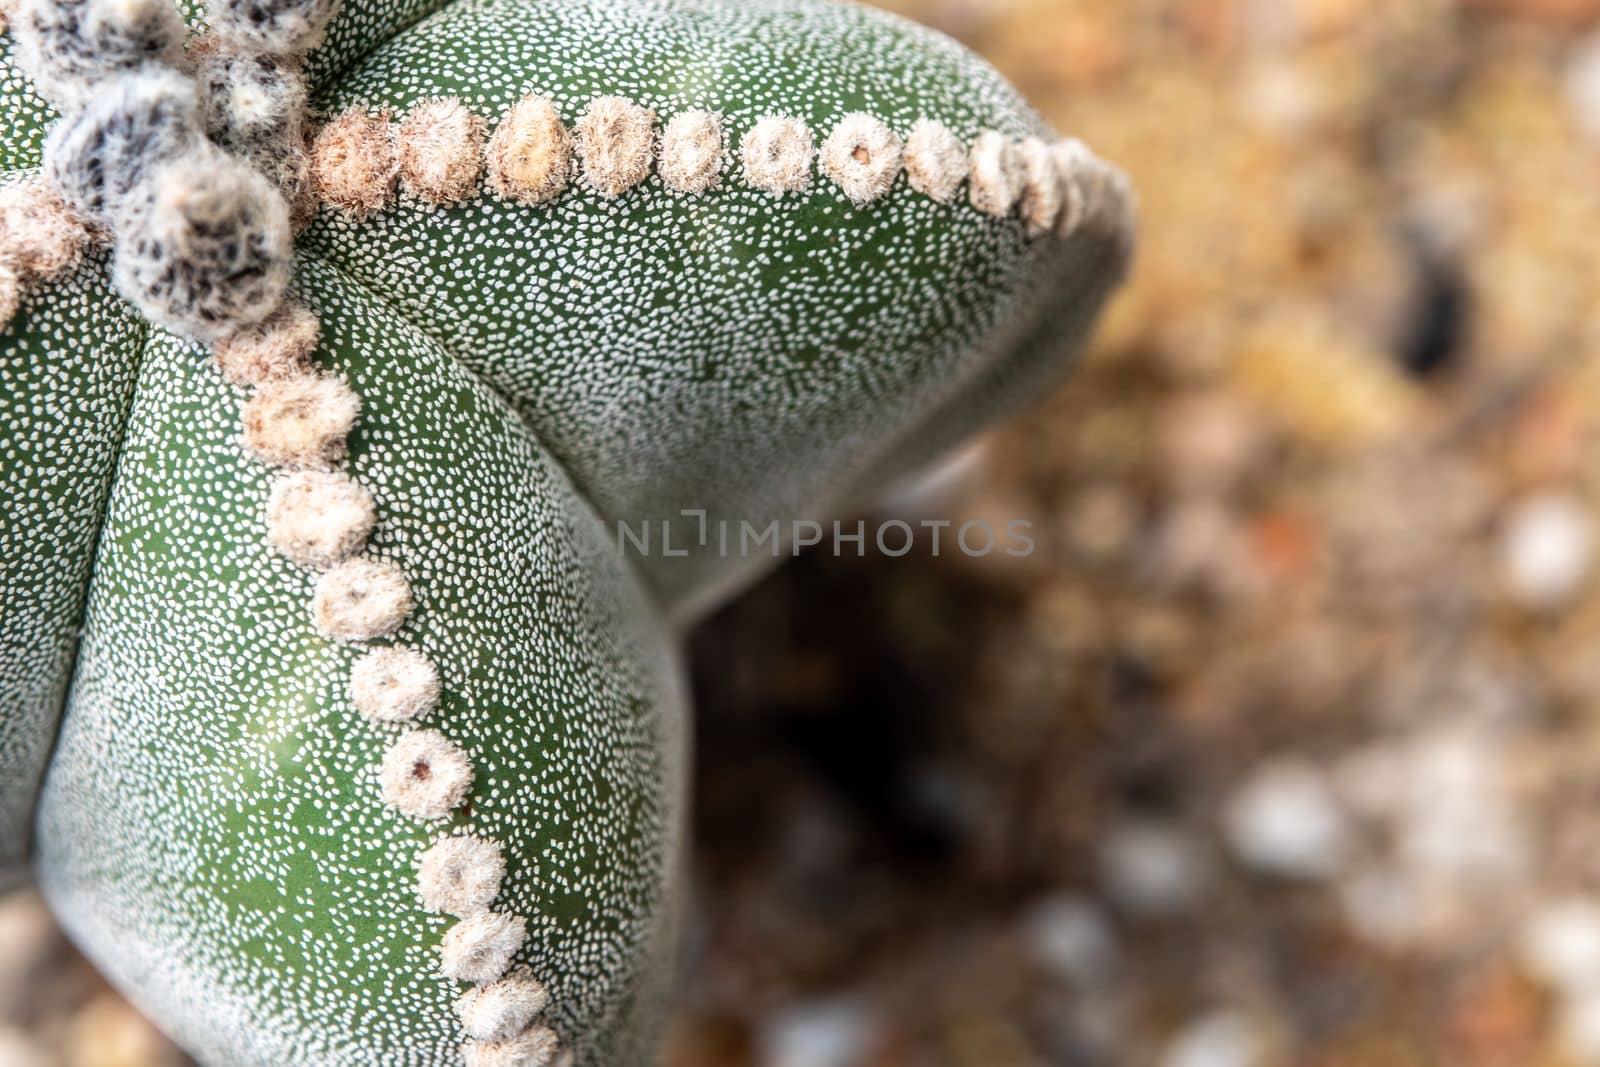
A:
0,0,1134,1063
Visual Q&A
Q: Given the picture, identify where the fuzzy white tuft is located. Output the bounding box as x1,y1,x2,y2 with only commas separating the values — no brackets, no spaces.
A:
0,260,19,332
266,469,375,570
658,110,722,195
311,557,413,640
461,1025,561,1067
351,645,440,726
397,98,486,206
416,834,505,917
198,51,310,209
573,95,655,198
1049,138,1093,238
113,149,292,341
310,108,398,220
12,0,185,108
212,302,321,386
455,968,550,1042
44,66,202,227
1016,137,1062,237
0,178,90,281
486,95,571,206
208,0,336,56
740,115,813,196
439,911,527,984
240,373,359,468
903,119,968,204
820,112,902,206
967,130,1022,218
379,729,472,821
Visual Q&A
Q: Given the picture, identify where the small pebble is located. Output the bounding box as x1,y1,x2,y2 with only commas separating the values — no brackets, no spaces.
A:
1222,758,1350,880
1159,1012,1261,1067
1501,492,1594,610
1022,892,1118,986
1100,820,1208,918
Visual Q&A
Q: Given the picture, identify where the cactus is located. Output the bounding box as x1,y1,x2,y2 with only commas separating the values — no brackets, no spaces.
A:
0,0,1133,1063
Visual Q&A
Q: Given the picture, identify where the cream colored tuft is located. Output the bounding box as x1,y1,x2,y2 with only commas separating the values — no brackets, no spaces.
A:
266,469,375,570
1049,138,1093,238
213,302,321,386
0,260,19,331
455,967,550,1041
397,98,486,206
904,120,968,204
486,95,571,206
0,178,89,280
309,108,398,220
658,110,723,195
820,112,902,206
741,116,813,196
462,1026,561,1067
352,645,440,725
311,557,413,640
417,834,504,916
968,130,1022,218
1017,137,1063,237
379,729,472,821
240,374,359,468
440,911,527,984
574,95,655,198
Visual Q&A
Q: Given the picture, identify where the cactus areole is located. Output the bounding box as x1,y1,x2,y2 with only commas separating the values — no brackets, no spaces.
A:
0,0,1134,1062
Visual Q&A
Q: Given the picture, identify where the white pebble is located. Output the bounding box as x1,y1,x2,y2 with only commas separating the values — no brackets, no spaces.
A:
761,998,872,1067
1338,866,1423,950
1021,892,1117,986
1222,758,1349,880
1160,1012,1261,1067
1502,492,1594,610
1563,990,1600,1067
1521,897,1600,994
1099,820,1208,917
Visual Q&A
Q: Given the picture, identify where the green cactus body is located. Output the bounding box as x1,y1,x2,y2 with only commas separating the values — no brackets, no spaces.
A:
0,0,1132,1063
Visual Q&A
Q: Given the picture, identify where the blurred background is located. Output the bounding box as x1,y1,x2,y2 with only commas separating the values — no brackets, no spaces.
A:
8,0,1600,1064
